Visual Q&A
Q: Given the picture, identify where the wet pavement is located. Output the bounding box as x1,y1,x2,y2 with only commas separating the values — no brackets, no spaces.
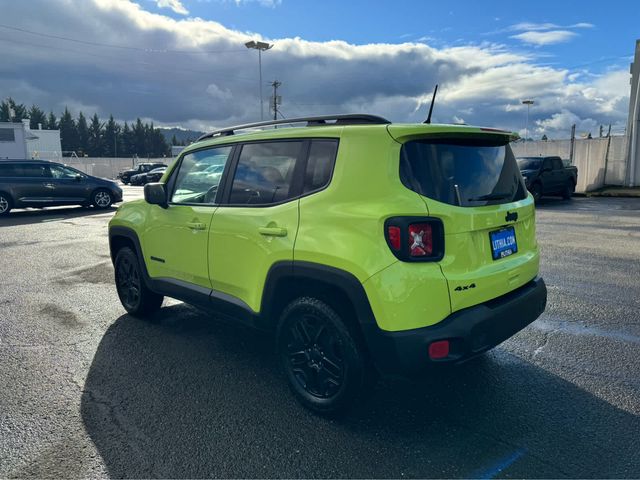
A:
1,192,639,478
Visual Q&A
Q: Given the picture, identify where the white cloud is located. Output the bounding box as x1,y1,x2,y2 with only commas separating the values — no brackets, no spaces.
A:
0,0,629,139
507,22,594,32
156,0,189,15
511,30,578,46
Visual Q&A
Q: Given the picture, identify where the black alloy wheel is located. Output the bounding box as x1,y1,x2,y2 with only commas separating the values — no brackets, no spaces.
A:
114,247,163,317
277,297,376,415
284,311,346,399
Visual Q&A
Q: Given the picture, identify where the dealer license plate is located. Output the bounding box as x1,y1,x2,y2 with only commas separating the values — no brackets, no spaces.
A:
490,227,518,260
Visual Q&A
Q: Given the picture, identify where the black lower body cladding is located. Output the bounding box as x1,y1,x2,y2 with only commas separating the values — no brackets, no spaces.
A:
362,278,547,374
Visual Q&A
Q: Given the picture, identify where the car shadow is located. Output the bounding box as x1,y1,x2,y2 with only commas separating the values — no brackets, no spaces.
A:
0,205,116,227
81,304,640,478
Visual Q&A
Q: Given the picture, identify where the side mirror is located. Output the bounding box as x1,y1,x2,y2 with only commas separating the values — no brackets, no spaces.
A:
75,174,83,181
144,183,168,208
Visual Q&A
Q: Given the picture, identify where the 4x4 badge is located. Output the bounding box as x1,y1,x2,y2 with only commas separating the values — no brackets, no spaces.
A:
505,211,518,222
454,283,476,292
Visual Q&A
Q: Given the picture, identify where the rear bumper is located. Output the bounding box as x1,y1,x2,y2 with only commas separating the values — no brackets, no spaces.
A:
362,277,547,375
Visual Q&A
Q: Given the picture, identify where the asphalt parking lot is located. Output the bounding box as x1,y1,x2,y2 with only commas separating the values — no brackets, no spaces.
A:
1,188,639,478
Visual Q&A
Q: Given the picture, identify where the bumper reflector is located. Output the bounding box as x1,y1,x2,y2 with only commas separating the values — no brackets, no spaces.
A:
428,340,450,359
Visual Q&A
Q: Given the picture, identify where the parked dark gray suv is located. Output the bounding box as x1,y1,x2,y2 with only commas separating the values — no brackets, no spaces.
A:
0,160,123,216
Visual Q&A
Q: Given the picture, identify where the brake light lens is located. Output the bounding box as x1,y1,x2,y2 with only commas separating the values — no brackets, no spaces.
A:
387,226,401,251
384,217,444,262
408,223,432,256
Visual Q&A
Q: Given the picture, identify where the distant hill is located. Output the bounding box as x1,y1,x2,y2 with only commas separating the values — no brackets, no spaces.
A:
158,127,205,146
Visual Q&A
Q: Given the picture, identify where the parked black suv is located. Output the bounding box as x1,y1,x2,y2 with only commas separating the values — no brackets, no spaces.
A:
118,162,167,185
0,160,123,216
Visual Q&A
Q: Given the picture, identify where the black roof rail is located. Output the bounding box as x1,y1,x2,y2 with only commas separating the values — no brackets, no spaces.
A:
196,114,391,142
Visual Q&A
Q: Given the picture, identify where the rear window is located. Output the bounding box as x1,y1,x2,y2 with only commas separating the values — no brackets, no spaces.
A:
400,139,527,207
517,158,542,170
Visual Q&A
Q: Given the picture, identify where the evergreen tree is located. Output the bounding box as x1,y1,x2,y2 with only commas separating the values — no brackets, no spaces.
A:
171,134,178,146
28,105,47,129
121,122,133,156
0,98,27,122
103,115,121,157
58,108,78,155
87,113,104,156
76,112,89,156
46,111,58,130
132,118,146,156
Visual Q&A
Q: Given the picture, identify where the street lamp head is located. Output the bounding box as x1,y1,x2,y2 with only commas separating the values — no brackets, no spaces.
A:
522,100,535,105
245,40,273,51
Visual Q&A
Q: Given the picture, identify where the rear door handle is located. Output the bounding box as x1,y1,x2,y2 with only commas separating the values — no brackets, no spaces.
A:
258,226,287,237
42,183,55,188
187,222,207,231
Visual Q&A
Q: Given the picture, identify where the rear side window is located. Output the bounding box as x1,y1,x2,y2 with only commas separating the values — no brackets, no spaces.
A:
304,140,338,193
229,141,302,205
0,164,19,177
400,139,527,207
21,164,50,178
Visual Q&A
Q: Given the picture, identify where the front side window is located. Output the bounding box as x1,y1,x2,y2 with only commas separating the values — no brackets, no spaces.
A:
171,146,232,204
229,141,302,205
400,138,527,207
50,165,83,179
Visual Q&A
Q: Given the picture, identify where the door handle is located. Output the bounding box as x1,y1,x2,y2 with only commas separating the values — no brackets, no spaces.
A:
42,183,55,188
258,226,287,237
187,222,207,231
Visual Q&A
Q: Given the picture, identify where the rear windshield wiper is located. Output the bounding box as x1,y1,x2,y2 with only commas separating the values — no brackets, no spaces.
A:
468,192,512,201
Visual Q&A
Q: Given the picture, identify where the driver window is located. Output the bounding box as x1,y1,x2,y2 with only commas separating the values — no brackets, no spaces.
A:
50,165,82,179
171,146,232,204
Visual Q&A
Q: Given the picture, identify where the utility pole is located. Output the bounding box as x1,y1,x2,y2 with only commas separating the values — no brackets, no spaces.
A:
270,80,282,121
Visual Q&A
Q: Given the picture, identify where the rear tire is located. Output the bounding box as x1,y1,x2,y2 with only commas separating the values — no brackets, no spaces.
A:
93,189,113,209
114,247,163,317
276,297,376,416
0,193,12,216
531,182,543,203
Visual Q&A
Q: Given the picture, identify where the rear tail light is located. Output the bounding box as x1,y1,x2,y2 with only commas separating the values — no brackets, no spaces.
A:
384,217,444,262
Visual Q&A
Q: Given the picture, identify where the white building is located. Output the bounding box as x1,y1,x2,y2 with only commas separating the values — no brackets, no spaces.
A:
0,119,62,160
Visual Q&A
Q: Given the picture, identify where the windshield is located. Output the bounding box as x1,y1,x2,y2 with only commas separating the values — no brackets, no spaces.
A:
517,158,543,170
400,139,527,207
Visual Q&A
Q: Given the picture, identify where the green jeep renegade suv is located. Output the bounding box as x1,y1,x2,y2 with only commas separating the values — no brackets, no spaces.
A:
108,114,547,414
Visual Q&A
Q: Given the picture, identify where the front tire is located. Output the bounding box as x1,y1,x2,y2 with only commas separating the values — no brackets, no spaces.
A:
276,297,376,415
93,189,113,209
114,247,163,317
0,193,12,216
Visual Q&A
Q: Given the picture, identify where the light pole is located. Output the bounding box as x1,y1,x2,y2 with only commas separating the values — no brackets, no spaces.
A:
522,99,534,141
245,40,274,120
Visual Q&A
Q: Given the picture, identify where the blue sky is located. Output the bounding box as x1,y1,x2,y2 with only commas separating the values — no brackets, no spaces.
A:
144,0,636,75
1,0,636,137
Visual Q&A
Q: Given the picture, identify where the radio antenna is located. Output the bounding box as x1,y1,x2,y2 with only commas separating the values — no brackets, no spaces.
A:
424,84,438,124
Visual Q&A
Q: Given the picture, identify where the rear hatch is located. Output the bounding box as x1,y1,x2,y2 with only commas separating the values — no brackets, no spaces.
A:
389,125,539,313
